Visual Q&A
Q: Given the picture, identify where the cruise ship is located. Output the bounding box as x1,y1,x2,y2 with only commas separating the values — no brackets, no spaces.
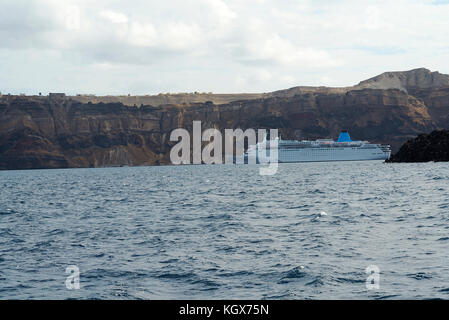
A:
242,130,391,163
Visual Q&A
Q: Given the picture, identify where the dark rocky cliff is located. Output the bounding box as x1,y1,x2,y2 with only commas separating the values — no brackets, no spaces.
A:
1,68,449,170
387,130,449,162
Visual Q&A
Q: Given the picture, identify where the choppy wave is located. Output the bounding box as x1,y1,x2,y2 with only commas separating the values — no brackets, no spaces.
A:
1,162,449,299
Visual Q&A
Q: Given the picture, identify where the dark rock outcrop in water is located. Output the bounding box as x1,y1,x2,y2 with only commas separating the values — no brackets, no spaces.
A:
387,130,449,162
1,68,449,170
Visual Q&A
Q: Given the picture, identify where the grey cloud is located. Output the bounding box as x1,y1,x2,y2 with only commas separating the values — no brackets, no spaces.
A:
0,0,449,95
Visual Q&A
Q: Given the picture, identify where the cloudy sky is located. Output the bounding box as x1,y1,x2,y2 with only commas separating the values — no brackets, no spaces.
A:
1,0,449,95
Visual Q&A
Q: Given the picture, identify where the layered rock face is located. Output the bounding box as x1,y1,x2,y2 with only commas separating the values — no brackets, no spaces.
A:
387,130,449,162
0,98,168,169
1,68,449,170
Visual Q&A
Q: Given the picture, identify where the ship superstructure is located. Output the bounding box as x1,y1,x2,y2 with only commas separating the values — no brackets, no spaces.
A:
243,130,391,163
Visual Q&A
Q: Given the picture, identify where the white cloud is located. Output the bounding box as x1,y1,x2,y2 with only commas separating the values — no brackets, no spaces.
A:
243,32,339,67
110,20,203,50
126,22,158,47
364,6,381,30
100,10,128,24
66,5,81,30
1,0,449,95
204,0,237,26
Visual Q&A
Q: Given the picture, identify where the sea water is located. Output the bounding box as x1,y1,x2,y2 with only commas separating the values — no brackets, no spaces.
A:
1,161,449,299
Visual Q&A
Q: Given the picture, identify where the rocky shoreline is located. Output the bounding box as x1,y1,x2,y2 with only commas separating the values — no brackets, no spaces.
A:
387,130,449,162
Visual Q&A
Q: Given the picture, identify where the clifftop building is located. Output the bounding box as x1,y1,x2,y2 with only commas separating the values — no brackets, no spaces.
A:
49,93,66,99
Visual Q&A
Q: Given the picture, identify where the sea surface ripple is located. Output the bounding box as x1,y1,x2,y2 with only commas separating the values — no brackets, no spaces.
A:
1,161,449,299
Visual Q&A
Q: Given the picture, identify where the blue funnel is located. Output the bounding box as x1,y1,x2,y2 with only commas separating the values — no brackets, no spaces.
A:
337,130,352,142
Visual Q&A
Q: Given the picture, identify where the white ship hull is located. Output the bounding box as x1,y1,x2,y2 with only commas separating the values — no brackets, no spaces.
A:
254,146,390,163
240,131,391,163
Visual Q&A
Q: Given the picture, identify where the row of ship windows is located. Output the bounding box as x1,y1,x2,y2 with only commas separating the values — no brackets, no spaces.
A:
280,152,382,156
279,148,371,153
280,148,366,151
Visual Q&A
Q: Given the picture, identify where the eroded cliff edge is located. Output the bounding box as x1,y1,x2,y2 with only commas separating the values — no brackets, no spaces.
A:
387,130,449,162
2,85,447,170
